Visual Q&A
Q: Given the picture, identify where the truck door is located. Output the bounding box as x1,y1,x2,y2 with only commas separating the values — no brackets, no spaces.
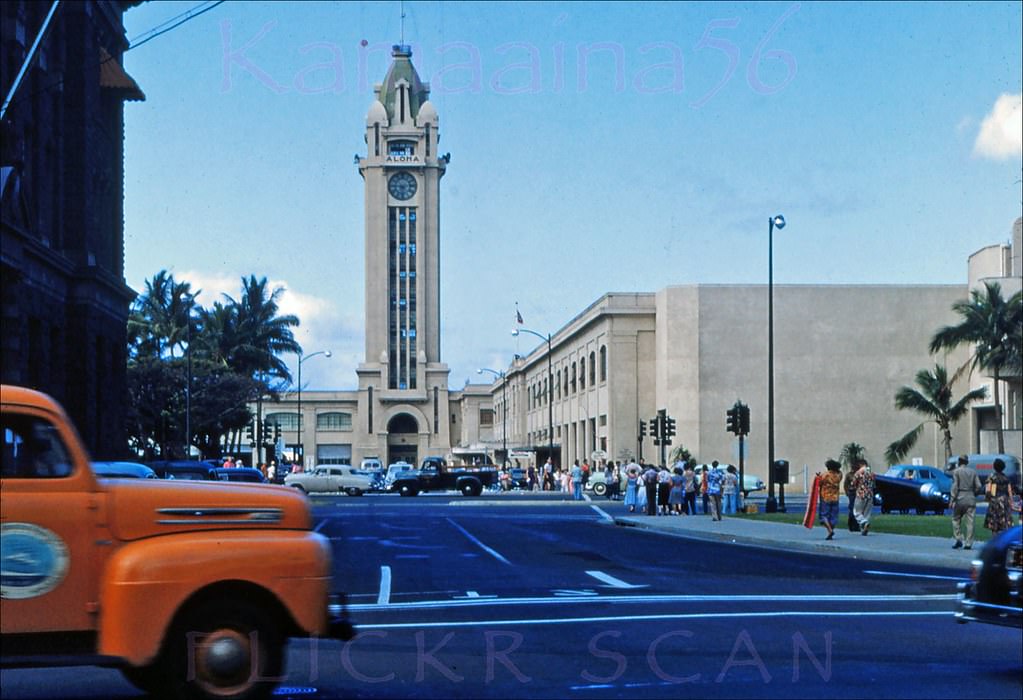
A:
1,408,106,633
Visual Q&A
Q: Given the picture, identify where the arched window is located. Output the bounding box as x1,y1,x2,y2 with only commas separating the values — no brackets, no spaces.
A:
556,369,562,399
317,412,352,430
600,345,607,382
589,351,596,385
580,358,586,390
571,363,577,393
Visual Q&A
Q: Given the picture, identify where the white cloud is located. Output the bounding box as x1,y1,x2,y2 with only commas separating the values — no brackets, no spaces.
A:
973,93,1023,159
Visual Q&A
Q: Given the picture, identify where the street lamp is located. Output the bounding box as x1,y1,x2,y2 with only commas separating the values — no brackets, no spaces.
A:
296,350,332,468
478,368,508,466
766,214,785,513
511,327,555,467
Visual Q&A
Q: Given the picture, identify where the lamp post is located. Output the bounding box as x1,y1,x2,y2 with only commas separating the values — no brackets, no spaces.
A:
296,350,332,469
478,368,507,466
765,214,785,513
512,327,555,467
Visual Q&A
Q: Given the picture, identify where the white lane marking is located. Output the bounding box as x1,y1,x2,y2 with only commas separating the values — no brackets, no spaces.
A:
586,570,648,589
454,591,498,599
358,610,952,630
864,569,969,582
313,519,328,533
445,517,511,565
590,504,613,521
376,566,391,606
348,592,956,611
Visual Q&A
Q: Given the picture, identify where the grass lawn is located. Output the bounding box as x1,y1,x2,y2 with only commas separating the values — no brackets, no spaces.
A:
734,511,995,542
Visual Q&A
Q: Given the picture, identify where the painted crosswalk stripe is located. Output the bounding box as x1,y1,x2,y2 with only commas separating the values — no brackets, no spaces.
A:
586,570,647,589
377,565,392,605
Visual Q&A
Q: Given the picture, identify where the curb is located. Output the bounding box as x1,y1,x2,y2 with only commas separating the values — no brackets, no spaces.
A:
613,516,974,571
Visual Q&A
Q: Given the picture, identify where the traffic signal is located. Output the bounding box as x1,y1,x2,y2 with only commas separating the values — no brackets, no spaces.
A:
639,420,647,439
263,418,273,443
245,420,254,442
739,404,750,435
726,406,738,434
273,422,281,442
665,416,677,439
649,417,661,445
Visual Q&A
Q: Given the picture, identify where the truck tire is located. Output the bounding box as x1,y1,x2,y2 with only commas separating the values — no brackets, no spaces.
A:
345,487,363,497
165,598,284,700
398,482,419,497
460,479,482,497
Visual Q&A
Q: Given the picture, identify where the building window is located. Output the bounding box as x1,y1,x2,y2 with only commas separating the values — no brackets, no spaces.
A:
556,369,561,399
389,139,416,156
266,412,299,431
589,351,596,385
480,409,495,426
317,412,352,431
580,358,586,390
600,345,607,382
571,363,577,393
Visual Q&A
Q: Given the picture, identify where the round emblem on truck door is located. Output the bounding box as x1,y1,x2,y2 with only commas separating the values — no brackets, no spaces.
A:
0,523,70,599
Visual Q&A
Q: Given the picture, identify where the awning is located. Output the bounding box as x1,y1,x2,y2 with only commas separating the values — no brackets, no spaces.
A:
99,48,145,101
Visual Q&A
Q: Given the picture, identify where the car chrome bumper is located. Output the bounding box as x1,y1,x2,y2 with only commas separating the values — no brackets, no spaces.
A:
956,583,1023,628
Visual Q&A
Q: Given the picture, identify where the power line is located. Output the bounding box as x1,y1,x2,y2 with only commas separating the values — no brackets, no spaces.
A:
128,1,225,52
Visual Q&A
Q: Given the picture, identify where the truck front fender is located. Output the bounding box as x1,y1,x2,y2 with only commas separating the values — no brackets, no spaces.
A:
98,530,332,666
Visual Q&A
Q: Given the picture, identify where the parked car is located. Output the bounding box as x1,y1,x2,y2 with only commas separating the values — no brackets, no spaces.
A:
285,464,378,495
214,466,267,483
91,461,158,479
383,461,418,489
872,464,952,515
945,454,1021,490
148,460,219,481
956,525,1022,629
873,472,949,515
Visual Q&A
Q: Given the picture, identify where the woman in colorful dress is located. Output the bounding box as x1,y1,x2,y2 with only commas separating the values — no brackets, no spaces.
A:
983,458,1016,535
669,467,685,515
624,467,639,512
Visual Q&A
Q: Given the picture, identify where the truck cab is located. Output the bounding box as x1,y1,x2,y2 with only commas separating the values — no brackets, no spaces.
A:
0,385,354,699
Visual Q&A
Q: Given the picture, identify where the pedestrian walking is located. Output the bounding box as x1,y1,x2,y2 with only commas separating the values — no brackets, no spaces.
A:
657,466,672,515
722,465,739,515
851,459,875,535
527,464,538,492
571,461,583,501
817,459,843,540
643,463,658,516
624,465,639,512
843,464,860,532
950,454,983,549
669,467,685,515
543,458,554,491
683,464,698,515
983,458,1016,535
705,465,724,520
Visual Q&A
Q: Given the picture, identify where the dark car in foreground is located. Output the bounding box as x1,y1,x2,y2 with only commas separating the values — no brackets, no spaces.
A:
873,465,952,514
148,460,219,480
213,466,268,483
957,525,1022,629
91,461,158,479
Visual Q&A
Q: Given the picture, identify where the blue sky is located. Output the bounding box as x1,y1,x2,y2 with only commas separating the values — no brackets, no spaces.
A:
122,1,1023,391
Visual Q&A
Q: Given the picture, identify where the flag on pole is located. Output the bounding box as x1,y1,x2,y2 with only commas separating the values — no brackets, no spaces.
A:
516,308,524,324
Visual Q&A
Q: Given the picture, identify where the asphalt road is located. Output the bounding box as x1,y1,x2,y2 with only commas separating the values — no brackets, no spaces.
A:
1,493,1020,699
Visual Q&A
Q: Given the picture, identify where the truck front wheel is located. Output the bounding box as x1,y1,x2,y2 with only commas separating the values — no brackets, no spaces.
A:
398,482,419,497
166,598,285,700
460,480,482,497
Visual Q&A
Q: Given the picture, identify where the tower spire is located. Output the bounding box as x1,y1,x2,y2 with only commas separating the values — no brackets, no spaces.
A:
400,0,406,45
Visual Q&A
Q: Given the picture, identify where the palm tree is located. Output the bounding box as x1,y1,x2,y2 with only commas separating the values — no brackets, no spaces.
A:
885,364,988,465
929,281,1023,454
223,275,302,383
128,271,198,360
839,442,867,470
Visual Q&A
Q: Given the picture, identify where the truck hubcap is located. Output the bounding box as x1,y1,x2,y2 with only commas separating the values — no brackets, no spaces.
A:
195,629,253,692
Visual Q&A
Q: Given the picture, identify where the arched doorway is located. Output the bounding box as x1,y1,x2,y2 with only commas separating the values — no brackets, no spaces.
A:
386,412,419,466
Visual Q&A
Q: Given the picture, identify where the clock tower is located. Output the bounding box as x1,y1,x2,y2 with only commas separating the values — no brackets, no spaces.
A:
355,44,451,465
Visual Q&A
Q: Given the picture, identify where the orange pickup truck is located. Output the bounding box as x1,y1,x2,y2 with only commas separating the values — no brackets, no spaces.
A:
0,385,354,699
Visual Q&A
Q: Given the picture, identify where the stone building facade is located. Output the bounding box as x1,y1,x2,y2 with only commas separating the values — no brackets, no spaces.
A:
1,1,142,457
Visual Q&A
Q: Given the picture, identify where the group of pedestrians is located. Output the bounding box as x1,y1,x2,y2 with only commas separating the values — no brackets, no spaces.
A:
813,453,1019,545
618,460,739,520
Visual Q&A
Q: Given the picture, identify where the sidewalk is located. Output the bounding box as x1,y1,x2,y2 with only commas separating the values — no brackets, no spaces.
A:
612,511,981,571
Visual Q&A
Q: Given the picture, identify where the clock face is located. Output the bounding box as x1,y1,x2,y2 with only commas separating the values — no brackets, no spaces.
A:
388,172,418,200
